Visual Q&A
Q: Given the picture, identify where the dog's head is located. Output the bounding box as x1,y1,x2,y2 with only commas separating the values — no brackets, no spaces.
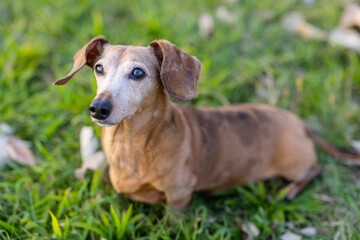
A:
54,36,201,126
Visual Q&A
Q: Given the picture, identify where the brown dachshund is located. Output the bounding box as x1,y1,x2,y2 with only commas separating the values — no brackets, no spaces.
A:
55,36,360,210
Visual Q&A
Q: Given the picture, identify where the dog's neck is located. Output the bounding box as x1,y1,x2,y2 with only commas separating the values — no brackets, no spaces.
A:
101,88,177,180
101,88,171,144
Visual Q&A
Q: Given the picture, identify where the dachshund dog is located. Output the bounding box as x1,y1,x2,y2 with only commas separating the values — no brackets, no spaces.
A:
55,36,360,210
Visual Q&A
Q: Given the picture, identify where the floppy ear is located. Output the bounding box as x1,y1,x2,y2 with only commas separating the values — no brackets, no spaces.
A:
149,40,202,101
53,36,109,85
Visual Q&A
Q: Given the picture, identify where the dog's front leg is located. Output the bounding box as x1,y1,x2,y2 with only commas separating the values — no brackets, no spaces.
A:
159,168,197,210
165,186,194,210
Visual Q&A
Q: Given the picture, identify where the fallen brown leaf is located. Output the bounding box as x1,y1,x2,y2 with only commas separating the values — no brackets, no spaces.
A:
0,123,36,167
75,126,106,180
328,27,360,52
80,126,100,160
234,218,260,240
299,227,316,237
198,13,214,37
342,159,360,166
282,12,327,40
340,3,360,29
351,140,360,154
5,138,36,166
313,193,335,204
0,135,10,167
280,231,302,240
75,151,105,179
216,7,237,23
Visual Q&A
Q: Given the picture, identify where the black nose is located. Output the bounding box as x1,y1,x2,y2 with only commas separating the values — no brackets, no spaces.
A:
89,99,112,120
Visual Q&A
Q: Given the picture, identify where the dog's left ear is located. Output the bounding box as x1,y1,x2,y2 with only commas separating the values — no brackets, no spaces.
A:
54,36,109,85
150,40,202,102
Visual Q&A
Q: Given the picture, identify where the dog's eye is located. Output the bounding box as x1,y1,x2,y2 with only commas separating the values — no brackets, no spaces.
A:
95,64,104,75
130,68,146,80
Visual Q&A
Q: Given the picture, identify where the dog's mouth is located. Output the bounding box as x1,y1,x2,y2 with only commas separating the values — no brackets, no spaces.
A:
92,119,116,127
96,122,116,127
92,113,135,127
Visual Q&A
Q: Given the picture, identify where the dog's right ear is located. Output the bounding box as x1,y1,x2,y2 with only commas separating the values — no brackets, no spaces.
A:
53,36,109,85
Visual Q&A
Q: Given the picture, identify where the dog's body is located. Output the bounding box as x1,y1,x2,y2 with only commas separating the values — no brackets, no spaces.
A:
55,36,359,210
102,100,317,209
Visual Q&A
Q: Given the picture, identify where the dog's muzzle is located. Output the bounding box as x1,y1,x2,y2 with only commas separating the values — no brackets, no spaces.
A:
89,99,112,120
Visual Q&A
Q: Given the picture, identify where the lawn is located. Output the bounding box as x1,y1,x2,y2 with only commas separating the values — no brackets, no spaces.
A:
1,0,360,239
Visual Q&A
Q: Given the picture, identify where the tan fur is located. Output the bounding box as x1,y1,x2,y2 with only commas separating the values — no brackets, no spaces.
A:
55,36,360,210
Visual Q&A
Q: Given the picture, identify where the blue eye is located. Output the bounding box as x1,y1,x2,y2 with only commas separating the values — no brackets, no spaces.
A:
95,64,104,75
130,68,146,80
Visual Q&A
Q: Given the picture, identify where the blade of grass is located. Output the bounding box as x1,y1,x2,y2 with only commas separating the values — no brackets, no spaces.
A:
71,221,106,237
119,204,133,238
110,205,122,240
48,210,62,238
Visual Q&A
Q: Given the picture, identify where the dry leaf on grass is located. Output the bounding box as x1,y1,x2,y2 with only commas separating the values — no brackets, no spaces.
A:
80,126,100,160
313,193,335,204
299,227,316,237
280,231,302,240
75,151,105,179
328,4,360,52
340,3,360,29
5,138,36,166
234,218,260,240
351,140,360,154
242,222,260,238
216,7,237,23
198,13,214,37
75,126,106,180
285,222,317,237
328,27,360,52
0,135,10,167
282,12,327,40
0,123,36,167
342,159,360,166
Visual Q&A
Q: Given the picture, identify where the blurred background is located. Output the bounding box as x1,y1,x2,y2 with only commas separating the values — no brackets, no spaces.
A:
1,0,360,239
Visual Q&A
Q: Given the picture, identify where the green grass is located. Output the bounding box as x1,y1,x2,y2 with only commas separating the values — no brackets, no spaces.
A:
1,0,360,239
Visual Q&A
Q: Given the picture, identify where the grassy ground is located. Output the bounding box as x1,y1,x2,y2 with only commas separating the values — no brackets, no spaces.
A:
1,0,360,239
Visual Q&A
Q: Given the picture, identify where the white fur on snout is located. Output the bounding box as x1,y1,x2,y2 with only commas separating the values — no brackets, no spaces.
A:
93,59,158,126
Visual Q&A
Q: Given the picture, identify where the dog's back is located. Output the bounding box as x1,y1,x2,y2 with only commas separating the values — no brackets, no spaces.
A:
176,103,316,191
